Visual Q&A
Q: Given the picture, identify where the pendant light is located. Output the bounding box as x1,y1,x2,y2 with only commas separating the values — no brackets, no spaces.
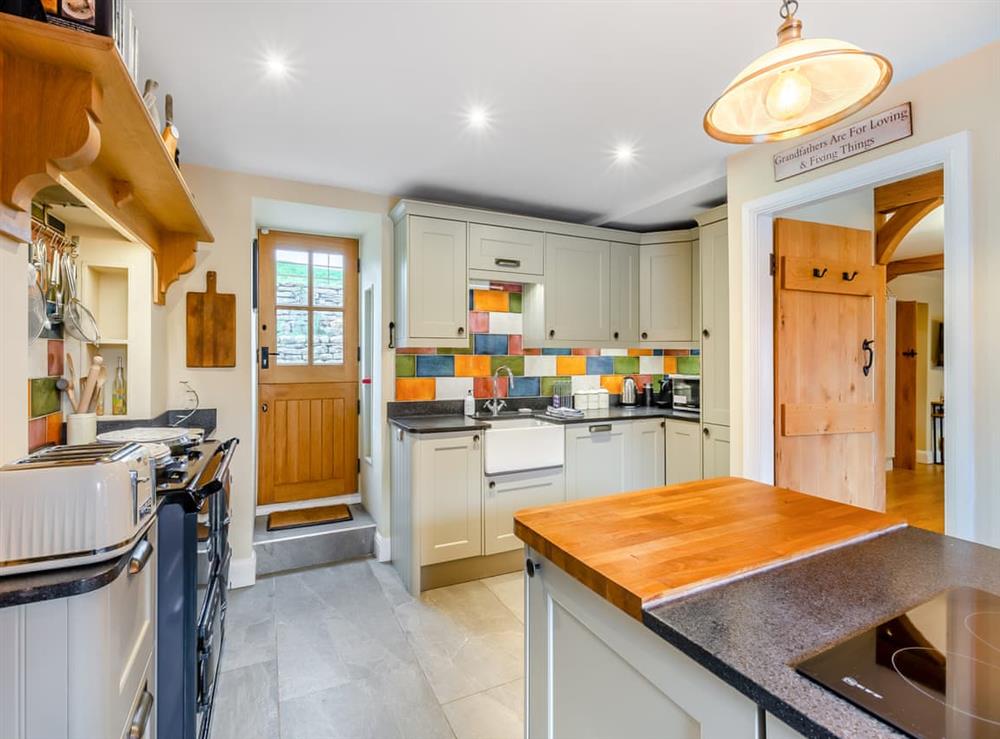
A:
704,0,892,143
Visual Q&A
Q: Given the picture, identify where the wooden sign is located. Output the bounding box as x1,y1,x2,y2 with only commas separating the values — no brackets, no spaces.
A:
773,102,913,181
186,271,236,367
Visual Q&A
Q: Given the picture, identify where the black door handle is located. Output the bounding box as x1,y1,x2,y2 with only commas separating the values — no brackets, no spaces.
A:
862,339,875,376
902,349,918,358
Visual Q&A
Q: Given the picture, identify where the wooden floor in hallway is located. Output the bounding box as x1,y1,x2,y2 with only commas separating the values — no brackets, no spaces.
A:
886,463,944,534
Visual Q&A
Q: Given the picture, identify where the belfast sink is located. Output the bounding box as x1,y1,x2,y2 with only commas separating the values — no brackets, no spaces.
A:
484,417,564,475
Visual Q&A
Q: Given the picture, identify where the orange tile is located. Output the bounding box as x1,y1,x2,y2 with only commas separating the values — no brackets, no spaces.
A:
472,289,509,313
395,378,435,401
45,412,62,445
454,355,491,377
601,375,623,394
662,356,678,374
628,348,653,356
556,356,587,376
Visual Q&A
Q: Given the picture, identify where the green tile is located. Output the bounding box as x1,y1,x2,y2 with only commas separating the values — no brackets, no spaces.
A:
612,356,639,375
508,293,522,313
437,345,473,355
677,355,701,375
394,355,415,377
490,356,524,376
540,376,570,397
29,377,59,418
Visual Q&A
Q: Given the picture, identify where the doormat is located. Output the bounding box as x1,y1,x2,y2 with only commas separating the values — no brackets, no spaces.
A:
267,504,353,532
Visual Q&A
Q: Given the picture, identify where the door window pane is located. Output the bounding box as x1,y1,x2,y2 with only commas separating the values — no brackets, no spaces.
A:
276,309,309,364
275,250,309,306
312,253,344,307
313,311,343,365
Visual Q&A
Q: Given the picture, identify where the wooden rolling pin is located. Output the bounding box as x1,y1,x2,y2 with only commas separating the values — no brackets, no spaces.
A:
77,356,104,414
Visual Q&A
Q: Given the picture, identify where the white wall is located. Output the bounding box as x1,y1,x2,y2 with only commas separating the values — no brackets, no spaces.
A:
164,165,392,582
727,41,1000,548
778,187,874,230
0,239,28,462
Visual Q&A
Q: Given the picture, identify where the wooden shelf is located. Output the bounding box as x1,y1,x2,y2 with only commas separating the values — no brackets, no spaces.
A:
0,14,214,303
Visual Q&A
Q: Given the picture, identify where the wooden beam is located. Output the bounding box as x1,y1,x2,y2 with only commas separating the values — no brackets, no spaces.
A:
876,197,942,264
887,253,944,281
874,170,943,214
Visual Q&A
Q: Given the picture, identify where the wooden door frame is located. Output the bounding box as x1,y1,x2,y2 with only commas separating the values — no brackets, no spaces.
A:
736,132,974,541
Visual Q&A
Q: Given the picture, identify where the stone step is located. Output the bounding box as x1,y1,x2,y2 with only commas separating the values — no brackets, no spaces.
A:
252,504,375,575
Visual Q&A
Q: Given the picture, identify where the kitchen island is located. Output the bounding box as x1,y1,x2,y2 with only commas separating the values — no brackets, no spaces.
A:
514,477,1000,738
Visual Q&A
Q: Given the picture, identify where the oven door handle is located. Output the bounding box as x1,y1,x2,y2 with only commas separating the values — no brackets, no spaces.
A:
190,437,239,496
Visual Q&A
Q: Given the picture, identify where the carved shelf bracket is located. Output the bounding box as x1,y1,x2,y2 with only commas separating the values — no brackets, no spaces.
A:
155,231,199,305
0,52,102,242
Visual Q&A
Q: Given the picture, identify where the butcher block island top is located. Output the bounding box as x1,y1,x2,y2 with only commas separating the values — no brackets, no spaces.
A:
513,477,904,620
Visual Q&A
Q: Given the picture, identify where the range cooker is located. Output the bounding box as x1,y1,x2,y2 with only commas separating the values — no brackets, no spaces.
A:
156,437,238,739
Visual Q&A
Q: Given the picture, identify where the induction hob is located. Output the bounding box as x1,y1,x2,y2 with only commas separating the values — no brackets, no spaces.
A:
796,586,1000,738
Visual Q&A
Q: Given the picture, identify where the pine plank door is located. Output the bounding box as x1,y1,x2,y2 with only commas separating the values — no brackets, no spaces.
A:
258,230,359,505
773,218,886,511
893,300,918,470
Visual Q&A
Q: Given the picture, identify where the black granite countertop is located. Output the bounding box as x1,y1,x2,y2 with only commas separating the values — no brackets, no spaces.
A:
0,515,158,608
389,406,700,433
642,526,1000,739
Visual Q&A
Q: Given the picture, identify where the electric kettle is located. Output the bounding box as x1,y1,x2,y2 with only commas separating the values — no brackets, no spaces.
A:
620,376,638,406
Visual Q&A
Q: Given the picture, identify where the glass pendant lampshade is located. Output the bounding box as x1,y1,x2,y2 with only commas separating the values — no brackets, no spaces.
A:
704,0,892,143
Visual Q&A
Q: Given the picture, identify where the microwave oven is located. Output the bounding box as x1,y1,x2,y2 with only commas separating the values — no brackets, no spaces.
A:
670,375,700,412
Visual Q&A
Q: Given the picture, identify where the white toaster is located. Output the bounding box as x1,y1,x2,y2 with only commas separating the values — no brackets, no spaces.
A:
0,442,156,575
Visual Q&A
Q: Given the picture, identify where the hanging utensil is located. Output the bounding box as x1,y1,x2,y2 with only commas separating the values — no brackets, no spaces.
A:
27,264,48,344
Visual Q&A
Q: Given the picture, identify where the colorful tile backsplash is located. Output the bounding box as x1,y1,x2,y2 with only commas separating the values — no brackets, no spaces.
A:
28,338,64,451
395,283,700,401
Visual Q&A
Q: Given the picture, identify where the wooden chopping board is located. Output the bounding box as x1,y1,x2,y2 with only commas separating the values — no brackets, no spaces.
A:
186,271,236,367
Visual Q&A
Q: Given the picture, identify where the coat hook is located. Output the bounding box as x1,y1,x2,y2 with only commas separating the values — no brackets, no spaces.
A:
842,270,859,282
812,267,828,278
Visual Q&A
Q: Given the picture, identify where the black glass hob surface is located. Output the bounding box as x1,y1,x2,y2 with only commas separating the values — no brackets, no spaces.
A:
796,587,1000,738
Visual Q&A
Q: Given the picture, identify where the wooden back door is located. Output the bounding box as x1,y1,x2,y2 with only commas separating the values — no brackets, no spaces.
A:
774,218,886,510
257,230,359,505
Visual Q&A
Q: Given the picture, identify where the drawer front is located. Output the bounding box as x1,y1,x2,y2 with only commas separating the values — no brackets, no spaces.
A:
108,529,157,734
469,223,544,275
484,467,565,555
118,666,154,739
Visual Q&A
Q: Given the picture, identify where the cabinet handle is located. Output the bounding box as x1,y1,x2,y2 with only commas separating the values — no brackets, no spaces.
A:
703,427,710,437
660,421,665,428
458,327,465,336
488,480,496,493
589,424,612,433
613,331,619,340
472,434,480,443
128,538,153,575
129,690,153,739
494,258,521,268
548,329,555,338
641,331,648,340
388,321,396,349
261,402,268,413
702,328,710,339
526,558,541,578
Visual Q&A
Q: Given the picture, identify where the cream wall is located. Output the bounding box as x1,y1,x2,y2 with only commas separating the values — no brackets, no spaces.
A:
165,165,392,580
1,240,28,463
726,41,1000,547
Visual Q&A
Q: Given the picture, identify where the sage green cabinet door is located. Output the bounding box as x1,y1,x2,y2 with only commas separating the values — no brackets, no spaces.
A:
484,467,565,555
469,223,544,275
665,419,703,484
564,422,628,499
702,423,731,479
544,234,611,343
627,419,665,489
406,215,468,342
610,243,639,346
700,218,730,427
639,242,693,342
417,432,483,565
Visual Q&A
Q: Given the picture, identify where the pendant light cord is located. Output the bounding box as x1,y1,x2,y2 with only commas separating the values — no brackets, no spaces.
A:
780,0,799,19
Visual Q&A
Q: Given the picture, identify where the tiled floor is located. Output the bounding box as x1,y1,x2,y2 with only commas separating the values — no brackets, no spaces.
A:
212,559,525,739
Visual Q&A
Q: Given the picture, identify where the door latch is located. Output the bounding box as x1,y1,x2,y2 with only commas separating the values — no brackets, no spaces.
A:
862,339,875,376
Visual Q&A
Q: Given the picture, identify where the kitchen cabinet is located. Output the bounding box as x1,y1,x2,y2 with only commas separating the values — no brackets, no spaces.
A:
609,243,640,345
702,423,731,478
0,528,157,739
544,234,611,343
699,209,730,427
766,714,807,739
484,467,565,555
565,422,629,499
628,418,665,489
639,241,694,343
665,419,703,484
526,548,761,739
468,223,544,277
393,214,469,347
416,431,483,565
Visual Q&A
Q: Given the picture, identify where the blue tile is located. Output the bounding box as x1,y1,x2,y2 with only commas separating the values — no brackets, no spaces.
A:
508,377,540,397
541,347,571,355
468,290,475,310
415,355,455,377
653,349,664,356
474,334,509,355
691,348,701,356
586,356,613,375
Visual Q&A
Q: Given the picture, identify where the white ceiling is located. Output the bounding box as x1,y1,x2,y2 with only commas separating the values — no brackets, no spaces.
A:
129,1,999,230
